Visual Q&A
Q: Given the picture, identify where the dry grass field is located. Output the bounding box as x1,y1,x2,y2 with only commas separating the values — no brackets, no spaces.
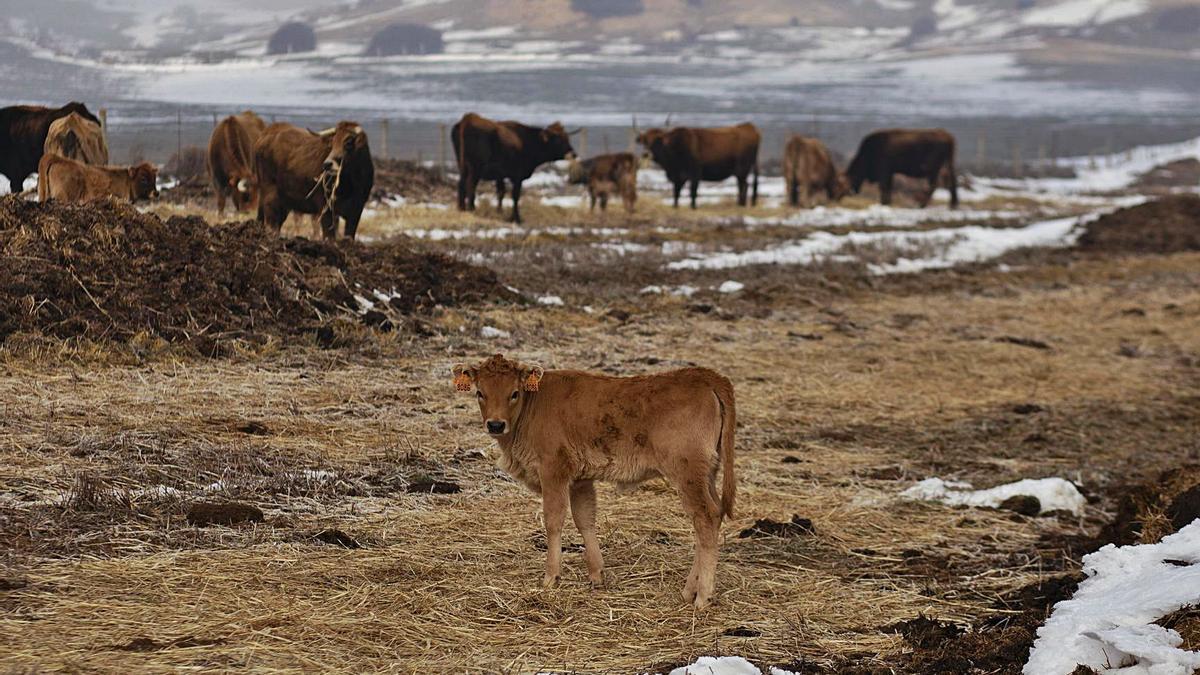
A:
2,170,1199,672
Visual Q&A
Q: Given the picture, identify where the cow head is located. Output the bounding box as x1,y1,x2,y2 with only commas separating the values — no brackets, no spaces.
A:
62,101,100,126
128,163,159,201
318,122,369,175
452,354,544,438
636,128,670,166
540,122,576,163
229,175,258,211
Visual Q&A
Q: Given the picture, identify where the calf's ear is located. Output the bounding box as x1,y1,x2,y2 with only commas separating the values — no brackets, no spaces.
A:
521,365,545,392
451,364,476,392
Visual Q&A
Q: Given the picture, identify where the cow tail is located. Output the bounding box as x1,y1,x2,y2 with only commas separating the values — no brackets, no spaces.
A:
714,376,737,519
62,129,80,162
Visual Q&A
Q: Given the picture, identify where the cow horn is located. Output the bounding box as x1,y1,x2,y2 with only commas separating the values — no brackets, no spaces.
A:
632,114,639,132
566,127,583,136
314,127,337,138
664,113,673,126
237,178,250,193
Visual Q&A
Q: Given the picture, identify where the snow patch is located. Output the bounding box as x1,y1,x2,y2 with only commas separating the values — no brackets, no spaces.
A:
1024,521,1200,674
537,295,564,306
902,477,1087,515
481,326,510,339
718,281,745,294
669,656,796,675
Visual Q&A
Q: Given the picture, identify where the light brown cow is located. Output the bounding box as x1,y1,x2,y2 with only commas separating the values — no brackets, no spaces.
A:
567,152,639,215
782,135,847,208
37,153,159,204
208,110,267,213
452,354,736,609
44,112,108,166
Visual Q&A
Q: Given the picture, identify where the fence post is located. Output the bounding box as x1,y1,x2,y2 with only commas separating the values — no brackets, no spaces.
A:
1012,144,1022,178
176,109,182,161
98,108,108,146
439,123,448,176
380,119,390,160
976,132,986,172
579,128,588,159
602,133,610,154
212,112,218,128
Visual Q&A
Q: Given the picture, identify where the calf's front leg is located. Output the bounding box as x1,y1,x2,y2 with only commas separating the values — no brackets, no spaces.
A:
541,478,569,588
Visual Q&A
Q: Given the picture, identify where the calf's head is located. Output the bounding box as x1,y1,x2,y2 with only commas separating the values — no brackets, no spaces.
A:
129,163,159,201
452,354,544,437
318,122,368,174
230,176,258,211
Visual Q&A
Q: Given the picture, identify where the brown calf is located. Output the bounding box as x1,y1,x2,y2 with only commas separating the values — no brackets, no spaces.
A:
452,354,736,609
567,152,639,215
782,135,847,208
37,153,159,204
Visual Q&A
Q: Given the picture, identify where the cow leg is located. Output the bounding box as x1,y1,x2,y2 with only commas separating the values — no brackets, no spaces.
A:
920,175,937,209
880,172,894,206
466,174,479,211
678,477,721,609
541,477,569,588
216,189,227,214
800,181,812,209
343,209,362,240
625,183,637,215
947,163,959,209
588,187,596,213
599,192,608,212
570,480,605,588
788,179,799,208
495,180,506,213
689,178,700,210
672,181,683,209
509,181,523,224
736,175,748,207
456,171,468,211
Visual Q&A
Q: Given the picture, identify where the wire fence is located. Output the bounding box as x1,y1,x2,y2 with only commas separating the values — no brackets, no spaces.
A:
96,106,1200,179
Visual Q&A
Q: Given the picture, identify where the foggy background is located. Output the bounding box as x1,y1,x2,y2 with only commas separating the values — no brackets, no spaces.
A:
3,0,1199,171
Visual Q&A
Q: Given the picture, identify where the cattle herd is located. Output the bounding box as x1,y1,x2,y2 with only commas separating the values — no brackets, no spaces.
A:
0,101,963,236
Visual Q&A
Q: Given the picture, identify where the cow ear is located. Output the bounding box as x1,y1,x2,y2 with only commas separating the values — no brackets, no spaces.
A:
522,365,544,392
452,364,476,392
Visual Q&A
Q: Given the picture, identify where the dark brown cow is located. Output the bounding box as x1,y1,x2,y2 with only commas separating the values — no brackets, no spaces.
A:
208,111,267,213
783,135,848,208
38,153,158,204
846,128,959,208
566,152,638,215
452,112,576,224
636,123,760,209
0,102,100,190
44,113,109,167
254,121,374,240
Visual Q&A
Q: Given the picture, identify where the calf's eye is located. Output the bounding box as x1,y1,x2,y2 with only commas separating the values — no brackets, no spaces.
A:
476,391,484,400
510,391,519,401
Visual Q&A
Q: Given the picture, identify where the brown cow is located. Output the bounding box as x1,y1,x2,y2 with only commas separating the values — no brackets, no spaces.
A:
637,123,760,209
208,111,267,213
254,121,375,239
783,135,847,208
37,153,159,204
567,152,638,215
452,354,736,609
846,128,959,208
44,113,109,166
452,112,576,224
0,102,101,190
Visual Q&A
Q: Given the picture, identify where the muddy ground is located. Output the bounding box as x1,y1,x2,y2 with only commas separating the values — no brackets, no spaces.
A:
1,175,1198,672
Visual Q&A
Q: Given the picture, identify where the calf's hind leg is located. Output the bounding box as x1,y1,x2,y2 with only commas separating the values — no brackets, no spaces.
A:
570,480,605,588
677,476,721,609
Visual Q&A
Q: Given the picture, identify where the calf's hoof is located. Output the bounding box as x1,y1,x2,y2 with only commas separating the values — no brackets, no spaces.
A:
692,594,712,610
589,574,606,590
542,574,560,589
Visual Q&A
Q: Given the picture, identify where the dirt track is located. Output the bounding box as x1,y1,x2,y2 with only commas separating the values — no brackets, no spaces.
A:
1,180,1199,672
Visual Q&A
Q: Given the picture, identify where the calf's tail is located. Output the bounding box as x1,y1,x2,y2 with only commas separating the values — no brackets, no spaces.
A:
714,378,737,519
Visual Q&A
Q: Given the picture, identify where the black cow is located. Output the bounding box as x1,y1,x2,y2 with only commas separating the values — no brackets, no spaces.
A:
452,112,576,224
0,102,100,190
845,129,959,208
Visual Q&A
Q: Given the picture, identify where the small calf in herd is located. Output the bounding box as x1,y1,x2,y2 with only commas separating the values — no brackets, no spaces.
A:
452,354,736,609
37,153,158,204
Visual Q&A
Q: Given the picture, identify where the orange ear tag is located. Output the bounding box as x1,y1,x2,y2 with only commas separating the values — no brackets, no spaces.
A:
524,373,540,392
454,373,472,392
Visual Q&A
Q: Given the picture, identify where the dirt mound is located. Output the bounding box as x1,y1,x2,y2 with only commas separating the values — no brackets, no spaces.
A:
0,196,509,350
1077,194,1200,254
371,157,457,204
1132,158,1200,192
